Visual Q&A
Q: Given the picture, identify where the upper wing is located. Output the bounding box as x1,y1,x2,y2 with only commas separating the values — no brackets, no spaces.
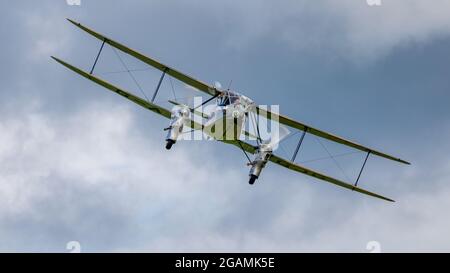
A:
269,154,395,202
255,106,410,165
66,18,222,97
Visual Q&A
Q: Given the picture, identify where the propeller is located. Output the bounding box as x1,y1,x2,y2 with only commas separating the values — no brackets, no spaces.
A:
214,81,222,89
263,125,291,151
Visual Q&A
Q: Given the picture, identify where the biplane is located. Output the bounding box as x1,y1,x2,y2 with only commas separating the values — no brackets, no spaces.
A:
52,19,410,202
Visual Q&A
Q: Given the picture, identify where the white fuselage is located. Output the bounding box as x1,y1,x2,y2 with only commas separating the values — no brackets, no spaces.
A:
202,92,254,141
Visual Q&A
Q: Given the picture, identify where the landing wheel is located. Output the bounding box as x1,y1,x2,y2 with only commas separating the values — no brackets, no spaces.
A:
249,175,258,185
165,139,175,150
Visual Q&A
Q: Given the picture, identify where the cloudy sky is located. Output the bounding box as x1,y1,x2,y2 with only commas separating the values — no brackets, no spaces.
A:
1,0,450,252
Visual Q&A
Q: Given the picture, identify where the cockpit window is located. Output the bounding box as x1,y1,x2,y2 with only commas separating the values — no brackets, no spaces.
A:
217,95,230,106
217,93,239,106
229,95,239,104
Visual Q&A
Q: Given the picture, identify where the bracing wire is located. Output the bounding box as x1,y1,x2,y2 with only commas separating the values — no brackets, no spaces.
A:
315,137,351,181
111,47,151,103
249,111,262,144
299,151,362,164
279,144,292,160
274,130,360,165
169,77,177,101
238,141,252,164
96,67,152,75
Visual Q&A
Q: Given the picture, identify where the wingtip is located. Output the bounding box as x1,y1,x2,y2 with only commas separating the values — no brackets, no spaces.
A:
66,18,80,26
378,193,395,202
377,194,395,203
50,56,62,63
51,56,70,68
352,184,395,202
397,158,411,165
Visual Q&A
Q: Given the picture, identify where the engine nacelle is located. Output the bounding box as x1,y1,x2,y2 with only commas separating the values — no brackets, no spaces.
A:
165,106,189,150
248,143,273,184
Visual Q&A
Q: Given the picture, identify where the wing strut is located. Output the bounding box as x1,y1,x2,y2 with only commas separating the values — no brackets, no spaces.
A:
151,68,168,103
237,141,253,164
291,129,307,162
354,151,371,188
193,92,220,110
66,18,222,97
90,39,106,75
254,106,410,165
250,111,262,144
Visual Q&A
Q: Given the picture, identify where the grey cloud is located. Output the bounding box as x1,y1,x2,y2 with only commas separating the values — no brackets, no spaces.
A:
155,0,450,62
1,0,450,252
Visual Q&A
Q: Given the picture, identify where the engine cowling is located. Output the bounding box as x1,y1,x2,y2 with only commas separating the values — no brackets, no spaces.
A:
165,106,189,149
247,125,290,184
248,143,273,184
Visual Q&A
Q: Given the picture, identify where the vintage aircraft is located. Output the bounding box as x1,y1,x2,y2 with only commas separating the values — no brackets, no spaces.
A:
52,19,410,202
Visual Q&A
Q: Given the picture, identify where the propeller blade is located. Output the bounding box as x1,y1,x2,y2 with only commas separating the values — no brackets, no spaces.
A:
267,125,291,150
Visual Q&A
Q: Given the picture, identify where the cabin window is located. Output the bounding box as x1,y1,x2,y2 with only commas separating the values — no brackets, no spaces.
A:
217,94,239,106
217,95,230,106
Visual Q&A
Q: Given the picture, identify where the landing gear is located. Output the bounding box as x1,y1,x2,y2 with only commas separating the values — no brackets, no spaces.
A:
249,174,258,185
165,139,175,150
